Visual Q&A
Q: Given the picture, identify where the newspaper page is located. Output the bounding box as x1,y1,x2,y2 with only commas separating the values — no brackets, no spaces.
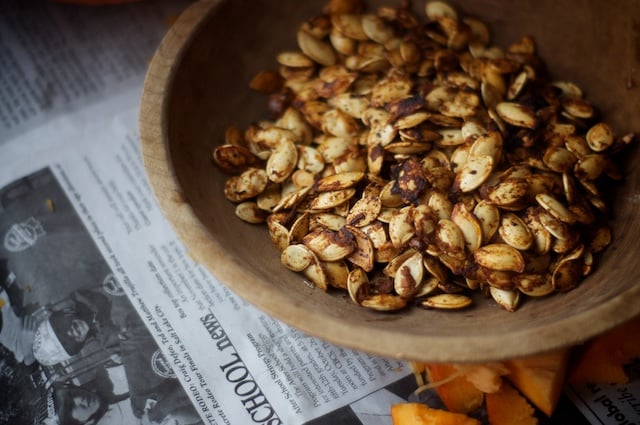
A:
0,1,638,425
0,2,415,424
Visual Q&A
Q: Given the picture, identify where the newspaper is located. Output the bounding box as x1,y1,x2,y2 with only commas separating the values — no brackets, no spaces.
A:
0,1,637,425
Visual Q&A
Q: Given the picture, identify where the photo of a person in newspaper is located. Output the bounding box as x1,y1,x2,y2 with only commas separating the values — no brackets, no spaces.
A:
0,168,203,425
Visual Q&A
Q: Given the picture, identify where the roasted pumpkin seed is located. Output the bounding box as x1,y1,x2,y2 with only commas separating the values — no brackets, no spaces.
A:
212,0,637,314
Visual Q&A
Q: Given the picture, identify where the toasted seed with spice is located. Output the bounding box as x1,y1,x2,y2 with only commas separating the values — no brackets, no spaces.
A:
347,266,369,305
421,293,472,310
309,188,356,210
345,224,375,271
514,273,554,297
281,244,315,271
451,202,483,252
302,228,355,261
453,155,494,192
498,213,533,251
224,168,269,202
303,255,330,291
394,251,424,298
361,293,407,311
489,287,520,312
266,139,298,183
213,144,256,174
586,122,614,152
297,28,337,66
474,243,525,273
535,193,576,224
495,101,537,129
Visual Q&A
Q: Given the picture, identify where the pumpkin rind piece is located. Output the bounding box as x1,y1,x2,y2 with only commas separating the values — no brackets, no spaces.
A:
486,381,538,425
504,348,570,417
391,403,482,425
425,364,485,414
569,315,640,385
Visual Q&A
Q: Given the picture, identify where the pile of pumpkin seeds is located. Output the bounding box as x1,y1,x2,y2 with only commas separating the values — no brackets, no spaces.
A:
213,0,637,312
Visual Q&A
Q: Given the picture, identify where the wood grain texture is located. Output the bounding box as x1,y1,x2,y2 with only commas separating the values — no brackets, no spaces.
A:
139,0,640,362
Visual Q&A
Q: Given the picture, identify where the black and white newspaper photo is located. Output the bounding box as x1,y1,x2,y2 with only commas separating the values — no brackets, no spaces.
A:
0,169,202,425
1,1,638,424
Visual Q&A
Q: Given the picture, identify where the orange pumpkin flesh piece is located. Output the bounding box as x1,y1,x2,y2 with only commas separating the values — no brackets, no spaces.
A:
569,315,640,385
504,348,570,417
425,364,485,414
486,381,537,425
391,403,481,425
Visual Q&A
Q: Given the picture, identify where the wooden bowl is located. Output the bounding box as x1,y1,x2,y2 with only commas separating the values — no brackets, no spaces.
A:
140,0,640,362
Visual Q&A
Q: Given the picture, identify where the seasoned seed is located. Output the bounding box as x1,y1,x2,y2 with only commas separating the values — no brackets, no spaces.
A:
266,140,298,183
323,260,350,289
562,97,595,119
361,14,395,44
267,216,290,252
315,171,365,192
495,101,537,129
256,183,282,212
321,108,360,137
297,28,337,66
474,243,525,272
468,131,502,163
309,188,356,210
289,212,311,243
331,13,369,40
486,178,528,206
421,294,472,310
507,71,528,100
543,146,577,173
473,200,500,242
535,193,576,224
586,122,614,152
389,206,416,248
489,287,520,312
428,192,453,220
574,154,607,181
588,225,612,253
498,213,533,251
297,145,325,175
347,267,369,305
551,81,583,99
224,168,269,202
328,92,370,119
453,155,494,192
310,212,346,231
281,244,315,271
213,144,256,174
277,51,315,68
345,225,375,271
552,247,585,292
435,219,466,260
451,202,483,252
538,209,572,240
361,294,407,311
347,191,382,227
235,201,268,224
302,228,355,261
394,251,424,298
273,185,313,212
303,256,329,291
514,273,554,297
425,1,458,20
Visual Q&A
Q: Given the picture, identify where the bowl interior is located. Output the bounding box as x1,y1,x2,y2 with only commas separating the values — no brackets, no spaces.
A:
141,0,640,362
